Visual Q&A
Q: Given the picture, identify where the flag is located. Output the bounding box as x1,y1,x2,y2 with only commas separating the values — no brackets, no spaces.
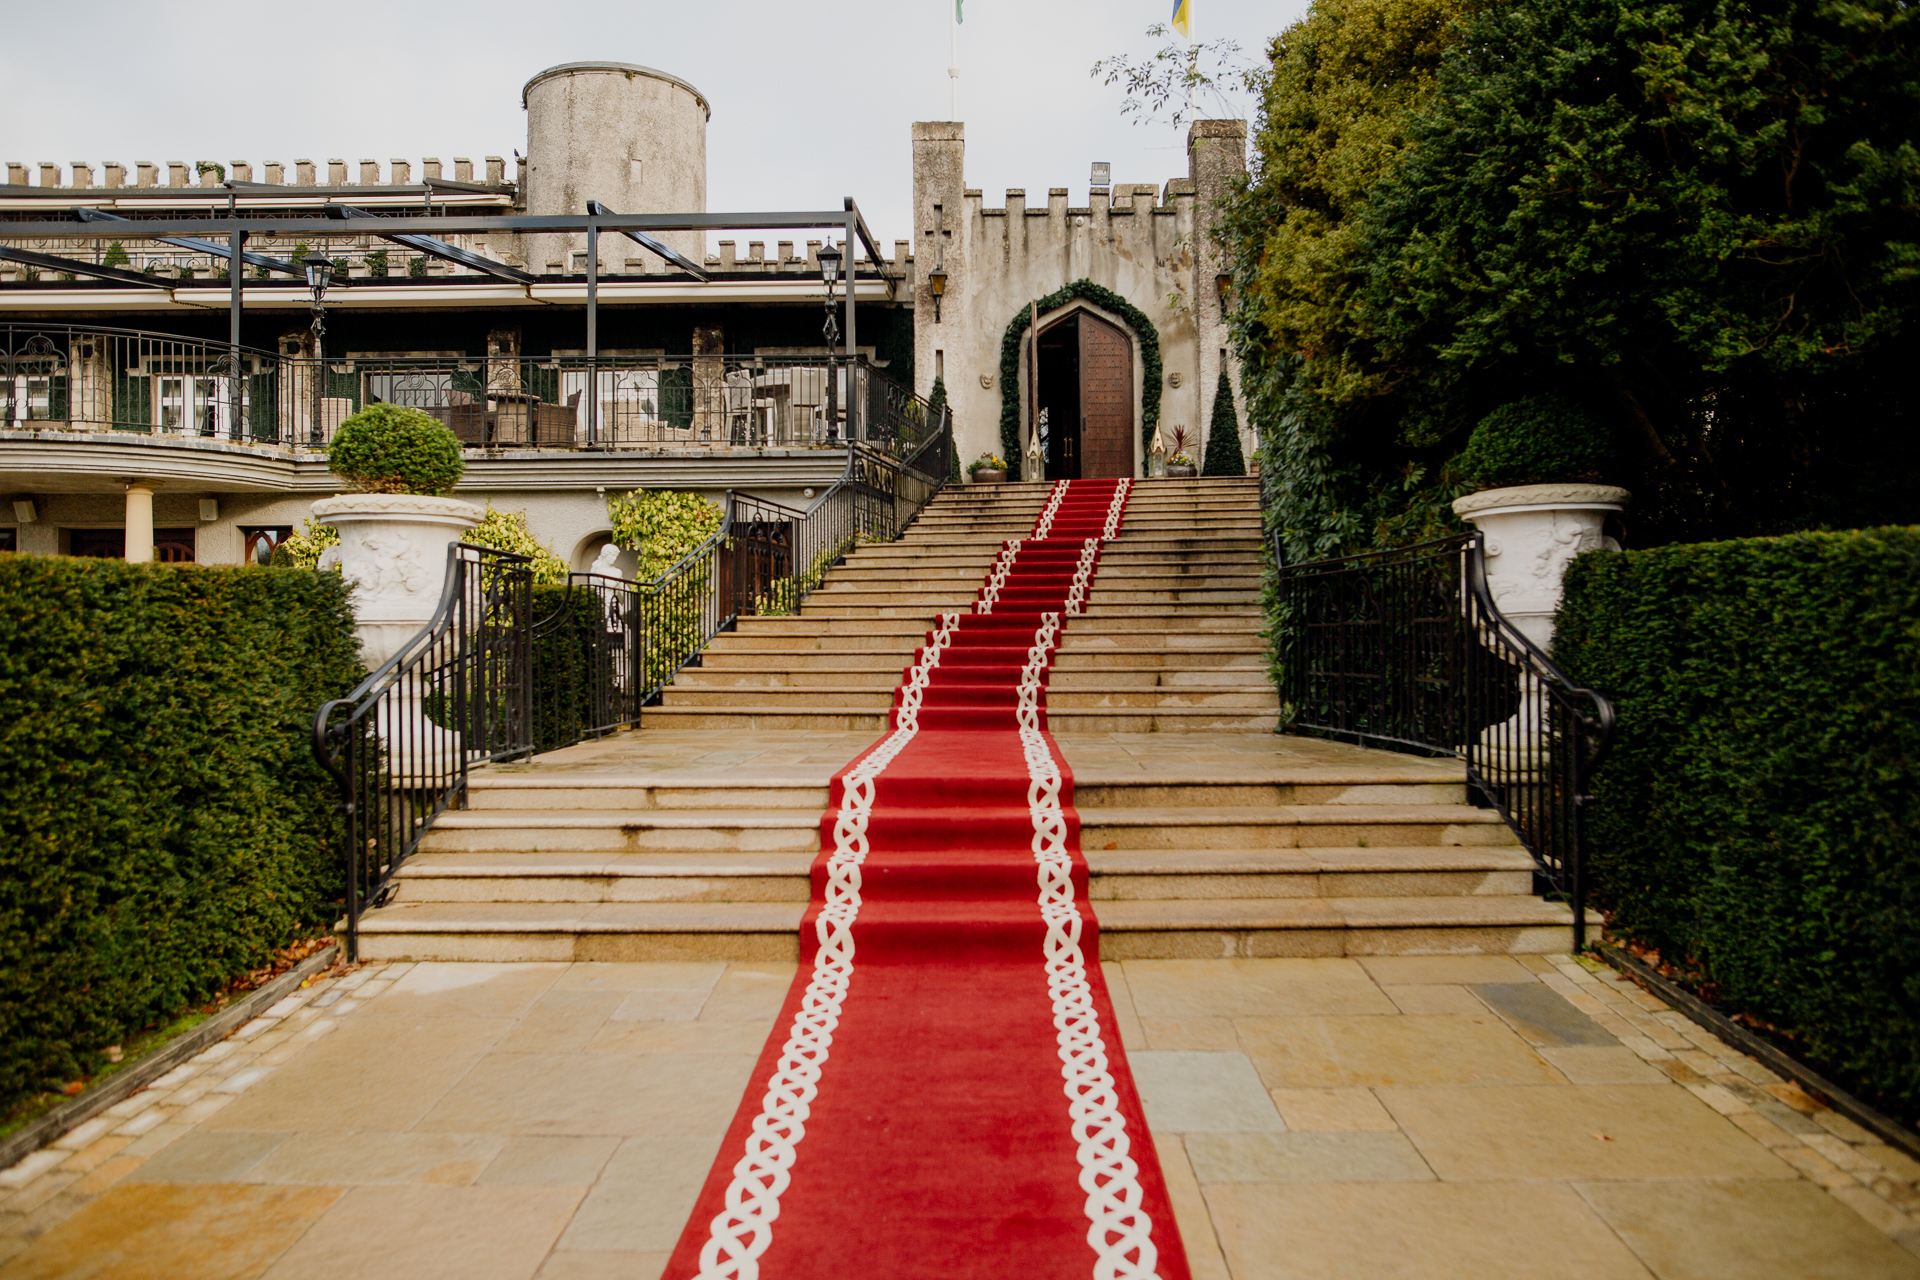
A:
1170,0,1190,37
956,0,963,21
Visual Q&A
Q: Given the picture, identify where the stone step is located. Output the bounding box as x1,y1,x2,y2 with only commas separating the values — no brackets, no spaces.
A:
348,893,1583,962
464,774,829,812
1047,668,1273,689
1079,804,1516,850
384,845,1536,906
1052,647,1267,669
417,807,824,854
636,705,1283,733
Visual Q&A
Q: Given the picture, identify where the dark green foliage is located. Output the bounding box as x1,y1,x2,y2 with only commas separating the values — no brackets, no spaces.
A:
928,376,958,485
530,585,614,750
364,249,390,279
1555,529,1920,1121
328,403,466,496
1203,369,1248,477
0,558,362,1110
999,281,1163,482
1454,396,1617,491
101,241,129,270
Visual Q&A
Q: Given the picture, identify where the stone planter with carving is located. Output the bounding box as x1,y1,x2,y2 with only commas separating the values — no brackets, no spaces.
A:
313,493,484,669
1165,463,1198,479
970,467,1007,485
1450,483,1628,653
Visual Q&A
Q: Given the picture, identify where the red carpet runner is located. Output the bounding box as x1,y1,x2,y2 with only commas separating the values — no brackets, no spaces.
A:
665,478,1189,1280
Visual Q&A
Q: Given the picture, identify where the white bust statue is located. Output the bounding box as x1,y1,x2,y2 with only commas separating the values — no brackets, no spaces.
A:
592,542,624,580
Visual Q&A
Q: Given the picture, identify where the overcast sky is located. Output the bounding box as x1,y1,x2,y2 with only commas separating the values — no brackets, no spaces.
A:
0,0,1300,247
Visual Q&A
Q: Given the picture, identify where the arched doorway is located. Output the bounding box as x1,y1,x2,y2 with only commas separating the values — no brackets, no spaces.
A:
1034,310,1134,480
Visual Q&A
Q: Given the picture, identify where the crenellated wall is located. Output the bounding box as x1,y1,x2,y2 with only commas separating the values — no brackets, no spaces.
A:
912,120,1248,479
1,158,511,190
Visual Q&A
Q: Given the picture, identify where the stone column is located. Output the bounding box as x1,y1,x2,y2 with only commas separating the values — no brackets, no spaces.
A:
912,122,970,455
124,481,156,563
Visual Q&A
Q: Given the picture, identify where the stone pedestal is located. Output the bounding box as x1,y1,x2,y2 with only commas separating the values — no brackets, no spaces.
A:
313,493,483,669
1451,483,1628,653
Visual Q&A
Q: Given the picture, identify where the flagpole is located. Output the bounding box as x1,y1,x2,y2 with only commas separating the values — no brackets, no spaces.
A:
949,1,960,120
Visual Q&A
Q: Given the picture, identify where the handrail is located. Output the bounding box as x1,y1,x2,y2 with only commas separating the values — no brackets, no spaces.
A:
1272,529,1616,947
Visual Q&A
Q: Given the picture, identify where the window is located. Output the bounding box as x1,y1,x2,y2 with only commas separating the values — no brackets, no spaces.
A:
0,528,15,553
67,528,124,559
156,376,223,436
153,529,195,562
242,526,293,566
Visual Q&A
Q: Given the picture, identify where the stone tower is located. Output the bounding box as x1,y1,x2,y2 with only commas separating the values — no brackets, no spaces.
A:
522,62,710,272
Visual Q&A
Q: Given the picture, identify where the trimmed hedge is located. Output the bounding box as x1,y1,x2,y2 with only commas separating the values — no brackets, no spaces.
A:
1455,395,1617,490
0,557,362,1109
1555,528,1920,1120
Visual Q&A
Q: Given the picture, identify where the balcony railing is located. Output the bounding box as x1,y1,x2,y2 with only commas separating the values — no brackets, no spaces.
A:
0,323,938,458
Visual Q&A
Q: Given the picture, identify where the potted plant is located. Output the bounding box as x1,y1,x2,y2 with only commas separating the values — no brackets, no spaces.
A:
1449,394,1628,653
970,452,1008,484
1165,426,1198,478
312,403,477,667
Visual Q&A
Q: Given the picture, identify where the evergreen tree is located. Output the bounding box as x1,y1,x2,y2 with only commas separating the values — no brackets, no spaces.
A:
928,375,957,484
1202,369,1247,476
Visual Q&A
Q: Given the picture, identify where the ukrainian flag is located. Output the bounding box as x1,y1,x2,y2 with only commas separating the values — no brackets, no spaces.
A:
1171,0,1190,37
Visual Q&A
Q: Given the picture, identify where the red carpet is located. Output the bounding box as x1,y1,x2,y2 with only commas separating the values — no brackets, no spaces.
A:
665,479,1190,1280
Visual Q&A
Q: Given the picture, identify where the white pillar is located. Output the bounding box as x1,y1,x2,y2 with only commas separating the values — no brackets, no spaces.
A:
123,481,156,563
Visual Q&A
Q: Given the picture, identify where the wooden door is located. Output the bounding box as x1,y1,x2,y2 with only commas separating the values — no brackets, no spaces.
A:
1078,313,1133,478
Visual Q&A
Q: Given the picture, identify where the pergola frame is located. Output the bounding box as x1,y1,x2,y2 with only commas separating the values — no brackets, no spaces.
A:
1,199,888,443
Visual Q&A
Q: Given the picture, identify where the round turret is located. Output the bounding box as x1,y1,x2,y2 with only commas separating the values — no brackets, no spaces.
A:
522,62,710,269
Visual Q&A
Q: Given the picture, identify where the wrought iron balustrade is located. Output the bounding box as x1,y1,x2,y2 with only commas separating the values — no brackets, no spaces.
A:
1273,533,1615,946
1,323,937,459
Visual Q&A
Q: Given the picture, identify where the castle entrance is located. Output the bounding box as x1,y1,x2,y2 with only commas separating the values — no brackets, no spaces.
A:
1035,310,1133,480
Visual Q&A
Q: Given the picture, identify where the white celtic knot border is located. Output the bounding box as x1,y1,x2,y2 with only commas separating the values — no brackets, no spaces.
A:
1101,478,1132,542
1018,612,1161,1280
1033,479,1070,540
977,540,1021,616
1063,539,1101,617
694,615,959,1280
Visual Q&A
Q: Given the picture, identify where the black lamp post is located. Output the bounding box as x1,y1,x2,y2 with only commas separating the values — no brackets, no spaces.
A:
303,254,334,445
818,240,842,443
928,267,948,323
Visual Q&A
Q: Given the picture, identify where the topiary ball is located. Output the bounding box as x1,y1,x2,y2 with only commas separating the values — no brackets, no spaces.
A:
1454,395,1616,491
328,403,466,495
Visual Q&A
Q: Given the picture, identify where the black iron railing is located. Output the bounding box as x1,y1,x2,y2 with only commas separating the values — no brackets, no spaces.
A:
1273,533,1615,946
312,402,953,956
311,543,536,959
1,323,939,458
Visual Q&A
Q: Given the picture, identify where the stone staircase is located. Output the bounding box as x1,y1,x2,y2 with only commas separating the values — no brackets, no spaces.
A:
351,476,1586,961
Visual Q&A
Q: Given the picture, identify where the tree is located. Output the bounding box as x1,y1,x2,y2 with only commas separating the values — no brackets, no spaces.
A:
1202,369,1247,476
1219,0,1481,559
1092,24,1268,131
927,375,956,484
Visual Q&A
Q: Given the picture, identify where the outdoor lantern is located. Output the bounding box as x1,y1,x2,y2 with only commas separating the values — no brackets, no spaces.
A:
817,240,842,289
928,267,948,323
304,253,334,300
1216,272,1234,315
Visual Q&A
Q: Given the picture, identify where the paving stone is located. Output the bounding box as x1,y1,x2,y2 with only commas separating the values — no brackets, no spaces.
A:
1186,1131,1434,1183
1358,955,1533,985
260,1183,582,1280
1130,1052,1286,1133
1204,1181,1652,1279
609,988,711,1022
558,1134,726,1252
1099,962,1149,1053
126,1129,288,1184
1267,1088,1399,1132
1578,1178,1920,1279
416,1050,757,1138
535,1251,671,1280
1540,1047,1666,1084
0,1183,341,1280
476,1135,622,1187
1141,1017,1241,1051
1380,1084,1799,1181
1380,984,1484,1016
1470,982,1618,1047
249,1131,509,1186
1237,1014,1560,1089
1121,958,1397,1018
1151,1135,1232,1280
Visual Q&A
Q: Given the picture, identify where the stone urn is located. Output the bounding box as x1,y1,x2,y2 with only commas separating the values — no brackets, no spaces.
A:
1166,462,1198,479
1450,483,1628,653
970,467,1008,484
313,493,484,669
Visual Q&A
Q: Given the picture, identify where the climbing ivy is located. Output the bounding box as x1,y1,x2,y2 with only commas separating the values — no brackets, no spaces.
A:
998,280,1162,482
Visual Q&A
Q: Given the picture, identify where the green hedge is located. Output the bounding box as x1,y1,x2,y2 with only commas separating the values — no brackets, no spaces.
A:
1555,528,1920,1120
0,557,362,1109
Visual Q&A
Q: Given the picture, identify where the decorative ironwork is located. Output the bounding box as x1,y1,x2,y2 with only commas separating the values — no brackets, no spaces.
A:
1273,533,1615,947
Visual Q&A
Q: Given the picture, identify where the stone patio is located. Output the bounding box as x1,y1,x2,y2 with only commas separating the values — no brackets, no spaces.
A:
2,950,1916,1278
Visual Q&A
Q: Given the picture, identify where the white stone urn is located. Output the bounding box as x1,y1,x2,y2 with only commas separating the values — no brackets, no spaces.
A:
313,493,483,669
1450,483,1629,653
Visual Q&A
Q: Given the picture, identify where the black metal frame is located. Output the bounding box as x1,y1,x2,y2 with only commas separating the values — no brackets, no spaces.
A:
310,399,954,959
1273,533,1616,946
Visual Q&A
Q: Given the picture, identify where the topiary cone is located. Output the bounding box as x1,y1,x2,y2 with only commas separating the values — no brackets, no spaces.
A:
1202,368,1247,477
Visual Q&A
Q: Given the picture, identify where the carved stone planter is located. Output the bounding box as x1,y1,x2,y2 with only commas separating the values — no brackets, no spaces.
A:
1451,483,1629,653
1165,463,1198,479
970,468,1007,485
313,493,483,669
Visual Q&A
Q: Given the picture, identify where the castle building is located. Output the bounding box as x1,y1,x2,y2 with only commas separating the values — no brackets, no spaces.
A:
0,61,1245,570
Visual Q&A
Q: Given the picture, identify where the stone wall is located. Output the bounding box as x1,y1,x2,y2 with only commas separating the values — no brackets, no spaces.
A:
911,119,1247,477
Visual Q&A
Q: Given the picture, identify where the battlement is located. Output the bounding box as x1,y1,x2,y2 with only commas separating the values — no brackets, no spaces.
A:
1,157,515,191
967,182,1190,220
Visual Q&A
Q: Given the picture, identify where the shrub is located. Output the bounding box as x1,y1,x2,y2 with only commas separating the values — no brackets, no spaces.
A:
606,489,723,581
365,248,389,279
1452,395,1617,491
1203,369,1247,477
0,558,361,1110
328,403,466,495
462,506,567,585
101,241,129,270
270,517,340,571
1555,528,1920,1121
